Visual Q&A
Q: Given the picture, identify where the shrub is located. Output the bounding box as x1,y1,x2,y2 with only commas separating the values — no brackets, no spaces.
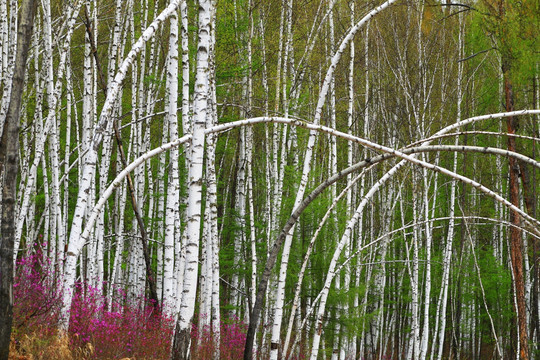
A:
69,283,173,359
13,246,62,338
12,249,174,359
190,315,247,360
12,249,249,359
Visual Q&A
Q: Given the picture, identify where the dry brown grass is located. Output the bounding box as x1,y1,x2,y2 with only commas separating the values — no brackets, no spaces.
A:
9,331,94,360
9,330,163,359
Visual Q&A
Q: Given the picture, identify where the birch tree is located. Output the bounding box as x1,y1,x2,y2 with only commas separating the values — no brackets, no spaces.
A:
171,0,212,358
59,0,183,330
0,0,37,357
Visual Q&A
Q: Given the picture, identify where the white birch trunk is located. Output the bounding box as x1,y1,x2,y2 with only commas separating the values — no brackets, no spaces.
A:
163,3,180,316
434,12,464,359
60,0,183,330
206,13,220,353
0,0,17,135
209,87,221,360
175,0,190,313
199,1,218,334
233,125,246,314
327,5,341,359
344,0,356,354
0,0,7,85
269,2,295,356
172,0,211,356
245,0,257,325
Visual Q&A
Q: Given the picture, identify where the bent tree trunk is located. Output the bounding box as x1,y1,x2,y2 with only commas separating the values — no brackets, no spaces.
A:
82,10,161,312
244,1,399,358
59,0,182,331
0,0,37,358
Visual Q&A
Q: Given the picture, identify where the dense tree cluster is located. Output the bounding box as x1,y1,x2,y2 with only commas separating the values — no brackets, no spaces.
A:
0,0,538,359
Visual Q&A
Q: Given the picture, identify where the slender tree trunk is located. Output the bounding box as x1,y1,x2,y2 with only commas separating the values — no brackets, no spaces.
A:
171,0,211,358
344,4,355,358
163,2,180,316
433,12,464,359
0,0,17,135
0,0,7,87
269,0,295,356
0,0,37,358
175,0,189,313
207,10,220,355
503,60,529,360
530,69,540,352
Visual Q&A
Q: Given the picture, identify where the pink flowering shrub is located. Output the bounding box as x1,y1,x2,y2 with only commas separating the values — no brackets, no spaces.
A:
191,321,213,359
220,316,248,359
190,315,247,360
69,283,174,359
13,248,249,359
13,248,174,359
13,246,62,337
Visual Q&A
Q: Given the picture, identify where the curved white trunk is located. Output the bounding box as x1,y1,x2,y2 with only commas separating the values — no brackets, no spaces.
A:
59,0,183,330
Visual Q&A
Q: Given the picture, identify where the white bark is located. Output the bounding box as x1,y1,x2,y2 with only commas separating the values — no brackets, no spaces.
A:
328,5,341,359
233,127,246,314
0,0,7,85
245,0,257,324
14,0,82,257
208,24,221,356
180,0,190,135
434,12,464,359
344,4,356,357
43,0,65,274
0,0,17,136
175,0,189,315
59,0,183,330
271,1,399,355
199,0,218,339
269,0,294,355
163,3,180,316
174,0,211,354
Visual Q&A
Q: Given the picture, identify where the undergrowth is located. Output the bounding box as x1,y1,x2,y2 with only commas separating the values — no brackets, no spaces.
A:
10,248,247,359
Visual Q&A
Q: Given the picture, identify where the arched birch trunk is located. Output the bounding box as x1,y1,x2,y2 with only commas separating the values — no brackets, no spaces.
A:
58,0,183,331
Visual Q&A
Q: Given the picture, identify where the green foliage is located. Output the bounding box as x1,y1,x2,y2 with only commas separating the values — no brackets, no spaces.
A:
10,0,539,357
475,247,514,332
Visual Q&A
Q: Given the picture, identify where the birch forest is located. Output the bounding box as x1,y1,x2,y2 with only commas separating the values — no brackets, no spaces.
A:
0,0,539,359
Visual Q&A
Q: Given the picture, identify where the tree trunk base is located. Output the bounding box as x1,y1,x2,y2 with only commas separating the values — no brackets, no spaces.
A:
171,322,191,360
